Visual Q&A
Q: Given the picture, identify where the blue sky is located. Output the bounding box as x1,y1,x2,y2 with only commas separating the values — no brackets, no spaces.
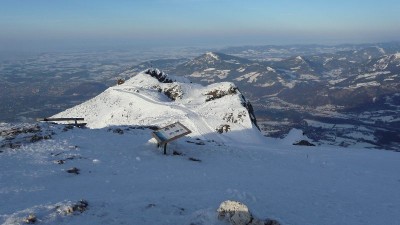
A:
1,0,399,51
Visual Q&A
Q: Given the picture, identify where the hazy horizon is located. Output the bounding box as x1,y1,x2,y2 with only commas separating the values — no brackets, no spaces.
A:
1,0,400,53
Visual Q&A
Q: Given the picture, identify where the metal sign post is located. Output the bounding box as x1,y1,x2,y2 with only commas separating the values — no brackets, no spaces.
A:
152,122,192,155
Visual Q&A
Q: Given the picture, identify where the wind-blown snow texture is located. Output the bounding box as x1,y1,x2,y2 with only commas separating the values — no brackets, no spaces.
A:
1,71,399,225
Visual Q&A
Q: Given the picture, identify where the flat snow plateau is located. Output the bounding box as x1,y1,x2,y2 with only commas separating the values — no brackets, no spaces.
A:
0,124,399,225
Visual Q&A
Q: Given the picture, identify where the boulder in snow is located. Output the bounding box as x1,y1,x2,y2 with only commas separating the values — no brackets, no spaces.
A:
217,200,281,225
23,214,37,224
66,167,80,175
217,200,252,225
57,200,89,214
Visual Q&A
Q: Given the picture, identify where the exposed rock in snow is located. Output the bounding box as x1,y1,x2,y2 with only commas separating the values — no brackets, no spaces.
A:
216,124,231,133
2,200,89,225
66,167,80,175
23,214,36,224
217,200,252,225
144,69,173,83
293,140,315,146
0,124,54,149
217,200,281,225
204,83,238,102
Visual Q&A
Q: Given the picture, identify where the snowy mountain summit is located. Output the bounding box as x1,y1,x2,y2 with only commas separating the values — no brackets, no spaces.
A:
54,69,264,145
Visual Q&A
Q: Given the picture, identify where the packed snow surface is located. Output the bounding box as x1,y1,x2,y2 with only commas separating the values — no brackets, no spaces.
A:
1,71,399,225
1,123,399,225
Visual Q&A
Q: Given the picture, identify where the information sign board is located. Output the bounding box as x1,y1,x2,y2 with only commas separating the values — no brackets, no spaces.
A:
152,122,191,146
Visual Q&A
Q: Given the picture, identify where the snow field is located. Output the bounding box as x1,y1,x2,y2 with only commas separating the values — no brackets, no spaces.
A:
1,124,399,225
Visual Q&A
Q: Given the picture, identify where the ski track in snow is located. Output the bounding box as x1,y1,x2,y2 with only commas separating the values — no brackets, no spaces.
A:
113,88,226,144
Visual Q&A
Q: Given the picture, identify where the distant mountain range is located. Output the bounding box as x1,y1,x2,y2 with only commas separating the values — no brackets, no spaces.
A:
169,48,400,108
126,43,400,150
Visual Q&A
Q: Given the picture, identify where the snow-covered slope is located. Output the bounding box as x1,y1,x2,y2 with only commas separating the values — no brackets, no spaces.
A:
54,69,264,145
1,122,399,225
